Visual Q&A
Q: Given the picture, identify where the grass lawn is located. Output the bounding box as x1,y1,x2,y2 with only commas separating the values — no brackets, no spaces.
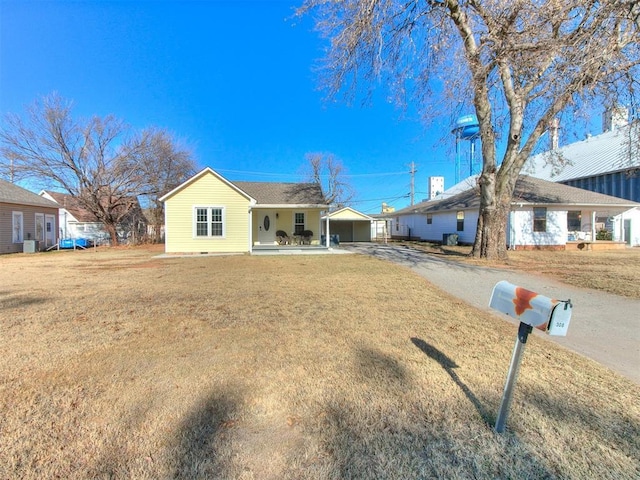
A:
396,241,640,299
1,246,638,479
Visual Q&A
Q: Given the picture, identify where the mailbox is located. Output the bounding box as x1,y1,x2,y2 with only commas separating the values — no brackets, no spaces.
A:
489,281,571,336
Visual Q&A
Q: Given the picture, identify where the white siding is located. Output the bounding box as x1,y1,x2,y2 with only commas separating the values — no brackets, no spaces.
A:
612,208,640,246
392,209,478,244
510,208,566,247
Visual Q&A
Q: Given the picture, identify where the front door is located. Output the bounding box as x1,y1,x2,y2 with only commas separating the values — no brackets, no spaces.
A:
45,214,56,247
258,211,275,244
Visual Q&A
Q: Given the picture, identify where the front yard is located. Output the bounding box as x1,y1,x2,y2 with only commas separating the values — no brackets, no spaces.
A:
0,247,638,479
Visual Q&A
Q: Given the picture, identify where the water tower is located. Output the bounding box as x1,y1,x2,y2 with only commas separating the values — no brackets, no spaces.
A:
452,114,480,184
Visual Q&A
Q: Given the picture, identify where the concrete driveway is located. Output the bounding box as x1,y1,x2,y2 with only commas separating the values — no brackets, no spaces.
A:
345,243,640,384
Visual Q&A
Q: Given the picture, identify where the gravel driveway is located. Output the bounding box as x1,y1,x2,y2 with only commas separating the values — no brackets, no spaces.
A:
345,243,640,384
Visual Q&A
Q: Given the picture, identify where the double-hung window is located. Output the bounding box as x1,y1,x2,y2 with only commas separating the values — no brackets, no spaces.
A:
456,211,464,232
294,212,305,235
195,207,224,238
533,207,547,232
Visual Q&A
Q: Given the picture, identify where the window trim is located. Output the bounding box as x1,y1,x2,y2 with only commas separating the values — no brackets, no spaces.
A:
12,211,23,243
294,212,305,235
426,213,433,225
533,207,547,233
193,206,226,239
456,210,464,232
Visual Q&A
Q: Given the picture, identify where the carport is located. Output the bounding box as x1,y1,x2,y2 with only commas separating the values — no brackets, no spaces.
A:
322,207,374,242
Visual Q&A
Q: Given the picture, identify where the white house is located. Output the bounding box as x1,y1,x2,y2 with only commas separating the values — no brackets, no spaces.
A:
391,175,639,249
40,190,147,245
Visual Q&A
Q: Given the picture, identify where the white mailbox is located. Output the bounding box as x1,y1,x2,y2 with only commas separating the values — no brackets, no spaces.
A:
489,281,572,336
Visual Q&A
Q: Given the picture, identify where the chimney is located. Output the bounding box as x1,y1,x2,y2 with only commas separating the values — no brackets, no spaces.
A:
602,106,629,132
548,118,559,150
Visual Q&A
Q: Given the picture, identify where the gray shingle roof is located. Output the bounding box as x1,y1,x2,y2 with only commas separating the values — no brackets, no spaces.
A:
234,181,327,206
395,175,638,215
0,179,59,209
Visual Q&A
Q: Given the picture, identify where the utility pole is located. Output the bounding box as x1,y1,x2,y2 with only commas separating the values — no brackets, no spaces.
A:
409,161,417,206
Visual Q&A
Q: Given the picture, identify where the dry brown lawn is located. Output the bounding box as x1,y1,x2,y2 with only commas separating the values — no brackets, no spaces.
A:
1,246,638,479
398,241,640,299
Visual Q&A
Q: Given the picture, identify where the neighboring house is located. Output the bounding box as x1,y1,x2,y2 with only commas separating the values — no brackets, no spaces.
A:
321,207,374,242
159,167,330,254
391,175,639,249
40,190,147,245
0,179,59,254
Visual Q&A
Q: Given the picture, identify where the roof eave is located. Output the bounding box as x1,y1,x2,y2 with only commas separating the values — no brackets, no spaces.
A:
253,203,329,209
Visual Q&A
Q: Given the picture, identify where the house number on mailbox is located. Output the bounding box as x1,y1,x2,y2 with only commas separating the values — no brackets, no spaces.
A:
263,216,270,231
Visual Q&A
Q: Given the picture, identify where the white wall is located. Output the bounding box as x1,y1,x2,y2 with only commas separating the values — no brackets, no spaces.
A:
612,208,640,246
509,208,567,247
392,209,478,244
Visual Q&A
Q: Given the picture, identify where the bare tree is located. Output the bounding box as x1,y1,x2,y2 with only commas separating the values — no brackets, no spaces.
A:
0,93,194,245
304,152,355,207
298,0,640,259
134,128,196,243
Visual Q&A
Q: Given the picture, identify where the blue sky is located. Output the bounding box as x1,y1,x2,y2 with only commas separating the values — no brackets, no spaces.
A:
1,0,476,213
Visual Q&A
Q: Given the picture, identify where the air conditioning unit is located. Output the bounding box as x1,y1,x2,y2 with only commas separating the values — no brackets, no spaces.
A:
23,240,39,253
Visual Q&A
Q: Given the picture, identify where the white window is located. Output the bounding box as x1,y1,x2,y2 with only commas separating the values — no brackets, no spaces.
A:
533,207,547,233
294,212,305,235
456,211,464,232
194,207,225,238
12,211,24,243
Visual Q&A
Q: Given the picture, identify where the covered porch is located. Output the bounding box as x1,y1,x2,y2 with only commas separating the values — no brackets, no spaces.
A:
250,206,332,251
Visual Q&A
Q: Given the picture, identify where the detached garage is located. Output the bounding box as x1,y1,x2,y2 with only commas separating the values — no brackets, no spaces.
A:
323,207,374,242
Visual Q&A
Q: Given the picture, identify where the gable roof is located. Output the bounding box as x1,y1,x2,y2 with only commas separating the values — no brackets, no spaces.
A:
234,181,326,206
524,123,639,182
41,191,100,222
159,167,328,207
42,190,144,222
323,206,375,221
0,179,59,209
395,175,639,215
159,167,256,203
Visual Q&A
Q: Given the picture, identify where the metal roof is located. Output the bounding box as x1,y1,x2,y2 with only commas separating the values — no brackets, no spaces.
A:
524,123,639,182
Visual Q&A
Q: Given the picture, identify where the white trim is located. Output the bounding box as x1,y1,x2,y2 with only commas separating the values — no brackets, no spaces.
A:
160,167,256,203
193,205,226,239
12,211,23,243
293,211,306,234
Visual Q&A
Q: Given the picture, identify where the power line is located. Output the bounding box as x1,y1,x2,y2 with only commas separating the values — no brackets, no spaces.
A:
215,168,408,179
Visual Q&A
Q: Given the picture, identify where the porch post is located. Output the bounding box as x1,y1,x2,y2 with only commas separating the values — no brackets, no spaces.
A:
248,208,253,253
591,211,596,242
325,210,330,248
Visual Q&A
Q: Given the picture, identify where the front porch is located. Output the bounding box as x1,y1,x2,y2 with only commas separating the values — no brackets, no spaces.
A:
251,206,331,249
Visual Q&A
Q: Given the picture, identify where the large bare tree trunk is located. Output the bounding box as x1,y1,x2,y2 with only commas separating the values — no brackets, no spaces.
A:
298,0,639,259
105,223,119,246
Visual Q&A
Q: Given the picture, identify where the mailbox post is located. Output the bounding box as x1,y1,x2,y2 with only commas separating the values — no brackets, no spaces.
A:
489,281,572,433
